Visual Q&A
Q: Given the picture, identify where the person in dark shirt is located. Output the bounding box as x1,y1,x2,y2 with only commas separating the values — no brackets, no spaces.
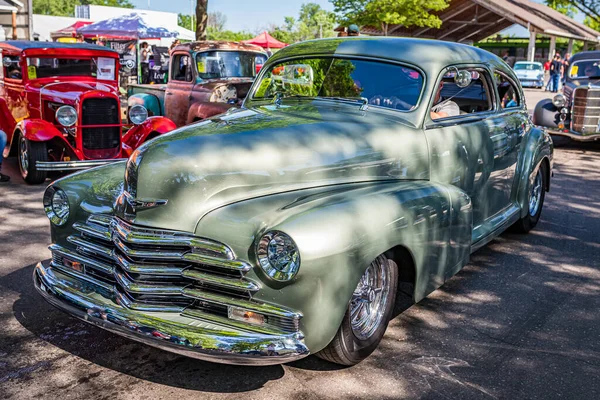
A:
550,54,562,93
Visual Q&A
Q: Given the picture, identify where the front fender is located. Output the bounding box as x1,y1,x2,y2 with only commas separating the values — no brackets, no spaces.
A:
121,117,176,156
514,124,553,218
128,93,162,117
16,119,65,142
186,102,233,124
196,181,472,352
533,98,559,129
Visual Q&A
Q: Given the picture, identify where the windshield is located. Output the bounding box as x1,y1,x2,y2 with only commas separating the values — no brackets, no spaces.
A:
196,51,263,79
26,57,116,80
569,60,600,78
514,63,542,71
251,57,424,112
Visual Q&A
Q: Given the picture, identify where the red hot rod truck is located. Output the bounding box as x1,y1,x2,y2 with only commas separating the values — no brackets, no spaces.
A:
0,41,176,184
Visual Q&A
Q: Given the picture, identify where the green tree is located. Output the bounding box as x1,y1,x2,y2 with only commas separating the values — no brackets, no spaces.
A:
544,0,600,22
545,0,577,17
206,27,253,41
330,0,449,36
269,3,337,44
33,0,133,17
178,13,194,30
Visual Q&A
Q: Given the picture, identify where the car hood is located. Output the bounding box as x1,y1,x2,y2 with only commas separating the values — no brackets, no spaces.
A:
116,102,430,232
30,81,117,105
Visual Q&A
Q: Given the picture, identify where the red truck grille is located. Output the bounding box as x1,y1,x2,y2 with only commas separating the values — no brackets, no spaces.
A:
81,98,121,157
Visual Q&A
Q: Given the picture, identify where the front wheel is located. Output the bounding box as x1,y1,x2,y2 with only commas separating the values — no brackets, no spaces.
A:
316,255,398,366
514,163,547,233
18,134,47,184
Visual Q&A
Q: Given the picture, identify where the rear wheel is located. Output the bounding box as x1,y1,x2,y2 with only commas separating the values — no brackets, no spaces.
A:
316,255,398,366
18,134,47,184
514,163,547,233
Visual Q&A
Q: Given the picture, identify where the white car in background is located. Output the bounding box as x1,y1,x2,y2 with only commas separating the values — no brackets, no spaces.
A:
513,61,545,88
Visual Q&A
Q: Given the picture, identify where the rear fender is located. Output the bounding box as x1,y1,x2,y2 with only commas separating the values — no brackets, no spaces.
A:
121,116,176,156
514,124,553,218
196,181,472,352
187,102,233,124
128,93,162,117
532,98,560,129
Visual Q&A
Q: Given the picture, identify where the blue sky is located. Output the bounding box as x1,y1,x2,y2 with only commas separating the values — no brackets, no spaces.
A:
131,0,334,32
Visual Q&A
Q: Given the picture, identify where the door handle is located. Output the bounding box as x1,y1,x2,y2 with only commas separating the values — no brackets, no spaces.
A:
166,91,173,96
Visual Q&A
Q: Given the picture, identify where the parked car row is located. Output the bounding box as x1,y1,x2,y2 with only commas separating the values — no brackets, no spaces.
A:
0,40,268,183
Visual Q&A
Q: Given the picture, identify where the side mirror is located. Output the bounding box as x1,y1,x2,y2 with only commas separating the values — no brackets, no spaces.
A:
454,70,473,88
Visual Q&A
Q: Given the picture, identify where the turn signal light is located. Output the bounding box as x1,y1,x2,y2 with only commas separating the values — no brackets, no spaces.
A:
63,258,83,272
558,122,565,129
228,306,265,325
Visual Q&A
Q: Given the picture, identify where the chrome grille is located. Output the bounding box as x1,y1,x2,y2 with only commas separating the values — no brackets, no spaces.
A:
49,215,301,334
572,87,600,133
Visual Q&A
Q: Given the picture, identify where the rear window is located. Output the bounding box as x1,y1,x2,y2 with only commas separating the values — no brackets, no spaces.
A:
514,63,542,71
26,57,116,80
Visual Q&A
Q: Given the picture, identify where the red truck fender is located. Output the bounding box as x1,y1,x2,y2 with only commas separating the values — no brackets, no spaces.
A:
121,116,176,156
186,102,232,125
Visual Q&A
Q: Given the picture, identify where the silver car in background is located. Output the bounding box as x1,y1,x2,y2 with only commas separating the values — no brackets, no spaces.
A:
513,61,545,88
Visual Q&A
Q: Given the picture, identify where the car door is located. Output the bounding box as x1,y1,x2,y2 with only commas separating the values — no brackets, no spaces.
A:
493,70,527,200
164,52,194,127
425,65,512,249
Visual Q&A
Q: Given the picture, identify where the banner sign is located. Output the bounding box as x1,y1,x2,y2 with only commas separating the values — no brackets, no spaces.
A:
108,40,138,86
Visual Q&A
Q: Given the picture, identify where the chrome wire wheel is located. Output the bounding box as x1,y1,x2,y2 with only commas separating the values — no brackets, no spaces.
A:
19,136,29,173
350,257,392,341
529,168,543,217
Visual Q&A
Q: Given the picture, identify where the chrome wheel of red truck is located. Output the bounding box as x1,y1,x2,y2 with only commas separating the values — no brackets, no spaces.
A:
18,134,47,184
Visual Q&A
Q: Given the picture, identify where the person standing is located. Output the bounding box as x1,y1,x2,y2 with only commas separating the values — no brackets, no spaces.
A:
0,131,9,182
549,54,562,93
140,42,150,84
562,53,571,85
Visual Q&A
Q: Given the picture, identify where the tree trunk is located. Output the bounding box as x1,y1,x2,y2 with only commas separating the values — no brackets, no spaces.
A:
381,22,388,36
195,0,209,41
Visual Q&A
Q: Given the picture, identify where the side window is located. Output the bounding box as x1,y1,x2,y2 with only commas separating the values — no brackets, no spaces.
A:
2,55,22,81
495,72,521,109
431,68,493,120
171,54,192,82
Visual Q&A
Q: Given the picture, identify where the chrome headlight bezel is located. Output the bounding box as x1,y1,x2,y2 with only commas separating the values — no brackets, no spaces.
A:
129,105,148,125
55,105,78,127
256,231,301,282
552,93,566,108
43,186,70,226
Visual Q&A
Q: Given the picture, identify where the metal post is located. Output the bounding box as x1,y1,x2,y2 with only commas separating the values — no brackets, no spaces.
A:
548,36,556,61
527,30,536,62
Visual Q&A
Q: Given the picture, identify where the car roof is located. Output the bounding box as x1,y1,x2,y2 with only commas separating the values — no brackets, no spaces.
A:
269,37,505,77
175,41,266,54
0,40,117,54
515,61,542,65
570,51,600,63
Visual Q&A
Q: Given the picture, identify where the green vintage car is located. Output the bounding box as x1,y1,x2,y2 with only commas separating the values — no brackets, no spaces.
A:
34,37,553,366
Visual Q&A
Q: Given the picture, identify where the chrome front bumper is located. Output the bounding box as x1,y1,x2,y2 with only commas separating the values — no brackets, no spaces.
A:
36,159,127,171
546,129,600,142
33,261,309,365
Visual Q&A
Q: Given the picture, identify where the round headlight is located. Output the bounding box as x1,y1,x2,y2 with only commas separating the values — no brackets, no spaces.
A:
552,94,566,108
55,105,77,127
129,105,148,125
43,186,70,226
256,231,300,281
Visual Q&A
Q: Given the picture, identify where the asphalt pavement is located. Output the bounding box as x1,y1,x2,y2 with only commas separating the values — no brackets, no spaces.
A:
1,89,599,399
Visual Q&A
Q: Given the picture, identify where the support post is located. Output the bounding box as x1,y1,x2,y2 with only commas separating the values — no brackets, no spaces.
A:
11,10,17,40
583,41,589,51
567,38,574,55
527,30,536,62
548,36,556,60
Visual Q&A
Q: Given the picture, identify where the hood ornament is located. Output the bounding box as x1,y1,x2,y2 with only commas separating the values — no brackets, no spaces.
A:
115,190,167,221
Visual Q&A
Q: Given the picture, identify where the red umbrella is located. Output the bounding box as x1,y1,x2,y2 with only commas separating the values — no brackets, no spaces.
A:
51,21,93,39
243,31,287,49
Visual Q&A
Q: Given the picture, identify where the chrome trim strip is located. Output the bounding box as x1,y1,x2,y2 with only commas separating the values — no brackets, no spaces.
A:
546,129,600,141
182,308,290,336
34,262,309,366
182,287,303,320
36,159,126,171
182,269,260,292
